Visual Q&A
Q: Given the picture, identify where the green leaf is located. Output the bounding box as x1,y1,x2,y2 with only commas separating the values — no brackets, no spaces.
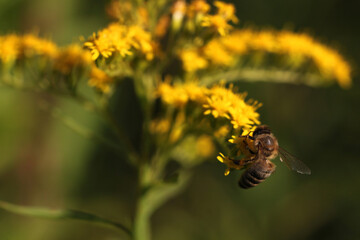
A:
0,200,132,238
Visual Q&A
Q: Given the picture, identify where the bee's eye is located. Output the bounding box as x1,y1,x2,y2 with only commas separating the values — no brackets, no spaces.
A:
263,136,274,147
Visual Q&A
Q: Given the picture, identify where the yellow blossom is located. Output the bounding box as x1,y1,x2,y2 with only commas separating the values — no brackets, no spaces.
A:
202,14,232,36
0,35,20,63
84,23,153,61
157,82,189,107
157,82,208,107
196,135,215,157
187,0,210,18
180,49,208,72
203,40,233,66
88,67,113,93
214,125,230,138
127,25,154,60
54,44,92,74
158,82,261,131
21,34,58,58
214,1,238,23
179,28,352,87
217,152,244,176
149,119,171,134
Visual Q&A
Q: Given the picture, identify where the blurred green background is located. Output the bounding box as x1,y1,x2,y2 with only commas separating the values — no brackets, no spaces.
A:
0,0,359,239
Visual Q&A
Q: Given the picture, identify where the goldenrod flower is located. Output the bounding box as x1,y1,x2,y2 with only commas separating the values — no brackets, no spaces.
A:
149,119,171,134
88,67,113,93
179,49,208,72
127,25,154,60
217,152,244,176
21,34,58,58
157,82,261,130
201,1,238,36
214,1,238,23
202,14,233,36
157,82,208,107
84,23,153,61
54,44,92,75
187,0,210,18
203,40,233,66
196,135,215,157
178,28,352,87
157,82,189,107
0,35,20,63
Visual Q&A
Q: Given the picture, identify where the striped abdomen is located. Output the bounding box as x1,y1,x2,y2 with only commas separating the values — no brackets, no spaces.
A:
238,159,276,189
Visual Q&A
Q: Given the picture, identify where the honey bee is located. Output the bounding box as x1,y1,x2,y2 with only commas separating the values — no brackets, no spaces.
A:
237,125,311,189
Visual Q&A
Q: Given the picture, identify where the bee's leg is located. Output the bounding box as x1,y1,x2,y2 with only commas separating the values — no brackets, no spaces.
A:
229,156,254,170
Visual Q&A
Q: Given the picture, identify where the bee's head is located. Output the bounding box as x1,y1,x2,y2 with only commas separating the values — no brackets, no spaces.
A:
253,125,278,158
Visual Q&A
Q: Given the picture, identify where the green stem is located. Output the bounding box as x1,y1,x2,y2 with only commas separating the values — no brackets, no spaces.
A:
200,68,325,87
0,200,132,237
133,166,191,240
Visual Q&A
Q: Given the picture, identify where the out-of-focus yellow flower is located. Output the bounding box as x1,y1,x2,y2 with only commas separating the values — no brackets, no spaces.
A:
203,40,233,66
0,35,20,63
84,23,153,61
180,49,208,72
196,135,215,157
157,82,208,107
214,125,230,138
149,119,171,134
128,25,154,60
187,0,210,18
54,44,92,74
21,34,58,58
179,28,352,88
157,82,189,107
0,34,60,63
88,67,113,93
214,1,238,23
202,14,232,36
201,1,238,35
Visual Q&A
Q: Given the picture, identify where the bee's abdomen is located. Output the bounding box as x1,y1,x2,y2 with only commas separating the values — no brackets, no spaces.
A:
238,160,275,189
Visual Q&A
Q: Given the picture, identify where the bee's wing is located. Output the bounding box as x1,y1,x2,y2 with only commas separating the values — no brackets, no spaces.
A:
278,147,311,175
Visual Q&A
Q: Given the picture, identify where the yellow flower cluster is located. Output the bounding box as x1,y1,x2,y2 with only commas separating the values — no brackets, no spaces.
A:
0,34,58,63
0,34,112,93
84,23,154,61
89,67,113,93
157,82,261,130
201,1,238,36
179,29,352,88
